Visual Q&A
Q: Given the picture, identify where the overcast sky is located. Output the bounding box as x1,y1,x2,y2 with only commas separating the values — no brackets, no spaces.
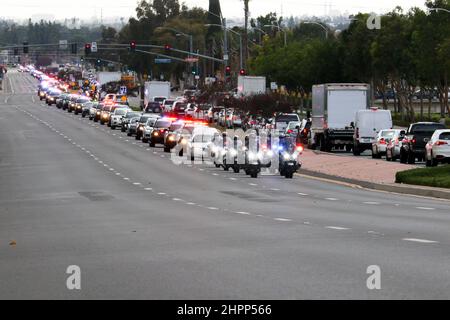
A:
0,0,427,21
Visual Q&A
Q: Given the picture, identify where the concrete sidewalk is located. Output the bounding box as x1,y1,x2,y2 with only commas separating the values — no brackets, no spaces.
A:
299,150,450,200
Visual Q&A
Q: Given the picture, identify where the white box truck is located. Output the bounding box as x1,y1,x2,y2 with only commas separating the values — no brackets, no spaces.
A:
237,76,266,96
143,81,171,108
310,83,370,152
96,72,122,86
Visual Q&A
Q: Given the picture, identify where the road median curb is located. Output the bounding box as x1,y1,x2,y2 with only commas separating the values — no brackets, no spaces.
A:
298,168,450,200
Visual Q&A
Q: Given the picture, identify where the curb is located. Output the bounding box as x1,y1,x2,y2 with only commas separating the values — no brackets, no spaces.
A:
298,169,450,201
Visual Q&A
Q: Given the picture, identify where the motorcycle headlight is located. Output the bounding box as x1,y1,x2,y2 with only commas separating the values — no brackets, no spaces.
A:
230,149,238,157
267,150,274,157
248,152,257,160
283,152,291,161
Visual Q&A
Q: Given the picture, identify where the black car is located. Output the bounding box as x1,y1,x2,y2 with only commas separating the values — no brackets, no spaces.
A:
400,122,446,164
121,111,142,132
74,97,91,115
149,119,172,147
56,93,69,109
46,90,61,105
163,121,186,152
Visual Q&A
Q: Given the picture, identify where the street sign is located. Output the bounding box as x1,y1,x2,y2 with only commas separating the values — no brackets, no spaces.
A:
223,54,229,61
59,40,68,50
271,82,278,90
155,58,171,64
91,42,98,53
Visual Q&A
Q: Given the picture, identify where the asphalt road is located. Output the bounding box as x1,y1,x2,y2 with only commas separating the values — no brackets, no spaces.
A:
1,71,450,299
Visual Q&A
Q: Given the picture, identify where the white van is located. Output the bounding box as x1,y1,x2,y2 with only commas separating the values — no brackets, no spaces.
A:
353,108,392,155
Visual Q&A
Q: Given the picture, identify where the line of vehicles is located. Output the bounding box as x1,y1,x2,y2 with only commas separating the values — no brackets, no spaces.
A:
31,70,304,179
309,83,450,166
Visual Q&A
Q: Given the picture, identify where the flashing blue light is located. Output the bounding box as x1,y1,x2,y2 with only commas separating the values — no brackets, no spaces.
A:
277,145,284,151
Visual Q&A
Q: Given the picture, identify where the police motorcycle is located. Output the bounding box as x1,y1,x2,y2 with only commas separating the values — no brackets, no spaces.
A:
223,135,245,174
276,133,303,179
242,131,263,178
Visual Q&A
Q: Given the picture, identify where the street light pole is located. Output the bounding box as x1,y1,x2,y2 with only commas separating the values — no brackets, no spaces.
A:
263,25,287,46
205,24,243,70
302,21,329,39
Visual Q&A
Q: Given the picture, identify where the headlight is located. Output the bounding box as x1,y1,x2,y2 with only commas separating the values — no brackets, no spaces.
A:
180,138,187,145
248,152,257,160
96,112,100,115
283,152,292,161
168,135,175,142
267,150,274,157
139,127,144,131
153,131,159,136
229,149,238,157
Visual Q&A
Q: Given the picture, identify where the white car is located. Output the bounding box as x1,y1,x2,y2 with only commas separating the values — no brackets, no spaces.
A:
385,129,407,161
110,108,131,130
142,116,161,143
425,129,450,167
371,129,401,159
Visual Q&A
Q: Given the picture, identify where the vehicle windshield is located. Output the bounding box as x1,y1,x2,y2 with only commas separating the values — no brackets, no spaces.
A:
154,97,165,103
276,115,299,123
114,109,128,116
381,130,397,138
411,124,446,132
155,120,171,128
126,112,140,118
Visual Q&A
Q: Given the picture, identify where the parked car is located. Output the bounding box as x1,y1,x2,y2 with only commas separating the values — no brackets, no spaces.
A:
385,130,407,162
353,108,393,155
400,122,446,164
425,129,450,167
371,129,400,159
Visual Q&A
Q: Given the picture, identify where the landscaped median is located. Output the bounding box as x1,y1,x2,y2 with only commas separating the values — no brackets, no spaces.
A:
298,150,450,199
396,165,450,189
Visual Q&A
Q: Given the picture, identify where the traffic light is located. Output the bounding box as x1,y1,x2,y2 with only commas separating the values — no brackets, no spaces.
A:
84,43,91,55
23,42,28,54
71,43,77,54
164,44,171,53
130,40,136,52
225,66,231,77
191,66,197,75
239,69,246,76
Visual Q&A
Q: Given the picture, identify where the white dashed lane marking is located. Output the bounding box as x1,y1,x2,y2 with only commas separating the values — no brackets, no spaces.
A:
403,238,439,244
325,226,350,231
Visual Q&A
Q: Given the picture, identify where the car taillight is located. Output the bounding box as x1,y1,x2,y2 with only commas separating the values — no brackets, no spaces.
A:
435,140,448,146
411,139,416,144
287,129,293,134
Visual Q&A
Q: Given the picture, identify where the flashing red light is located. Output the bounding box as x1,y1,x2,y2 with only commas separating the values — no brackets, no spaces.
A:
296,145,304,153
